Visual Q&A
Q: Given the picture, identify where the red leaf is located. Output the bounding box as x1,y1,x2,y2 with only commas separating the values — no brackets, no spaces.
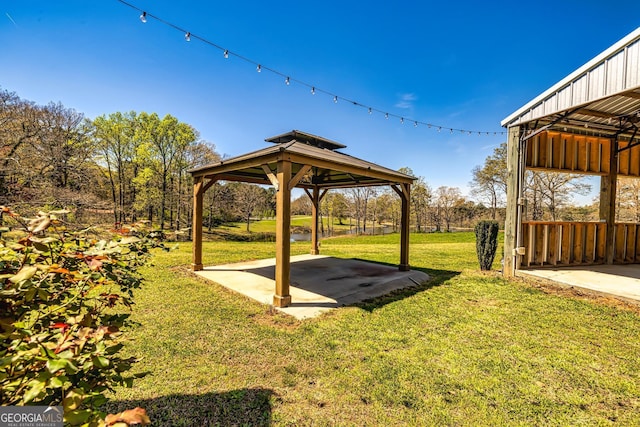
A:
51,322,70,331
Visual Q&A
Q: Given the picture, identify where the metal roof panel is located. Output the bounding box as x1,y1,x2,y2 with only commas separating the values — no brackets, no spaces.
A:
502,27,640,128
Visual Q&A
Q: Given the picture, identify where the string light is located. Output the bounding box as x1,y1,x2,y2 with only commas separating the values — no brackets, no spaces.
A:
117,0,507,137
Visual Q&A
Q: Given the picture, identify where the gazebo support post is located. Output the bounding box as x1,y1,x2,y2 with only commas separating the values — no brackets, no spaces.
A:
307,187,327,255
274,159,292,307
399,183,411,271
192,176,204,271
310,186,321,255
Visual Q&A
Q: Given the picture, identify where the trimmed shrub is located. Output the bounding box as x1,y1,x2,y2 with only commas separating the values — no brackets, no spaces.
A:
474,220,499,271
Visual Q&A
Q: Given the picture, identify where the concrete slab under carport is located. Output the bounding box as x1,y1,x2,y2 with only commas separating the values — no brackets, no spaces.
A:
195,254,430,320
518,264,640,303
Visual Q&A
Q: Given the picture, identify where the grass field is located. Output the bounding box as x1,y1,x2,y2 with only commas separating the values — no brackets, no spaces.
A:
215,215,354,235
107,232,640,426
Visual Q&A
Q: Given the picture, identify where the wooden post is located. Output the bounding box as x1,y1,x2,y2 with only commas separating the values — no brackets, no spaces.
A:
192,176,204,271
311,186,320,255
504,126,521,277
604,138,618,264
599,177,610,221
274,159,292,307
399,183,411,271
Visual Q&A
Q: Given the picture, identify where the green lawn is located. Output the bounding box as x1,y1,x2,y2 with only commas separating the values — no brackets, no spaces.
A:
215,215,358,236
108,232,640,426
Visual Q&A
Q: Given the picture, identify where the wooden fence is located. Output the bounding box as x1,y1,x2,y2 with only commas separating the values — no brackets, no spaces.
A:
521,221,640,267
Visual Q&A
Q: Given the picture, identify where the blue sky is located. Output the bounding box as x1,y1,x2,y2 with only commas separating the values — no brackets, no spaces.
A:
2,1,639,200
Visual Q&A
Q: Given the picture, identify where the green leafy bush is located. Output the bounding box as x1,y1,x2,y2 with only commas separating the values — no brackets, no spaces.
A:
0,207,158,426
474,220,499,271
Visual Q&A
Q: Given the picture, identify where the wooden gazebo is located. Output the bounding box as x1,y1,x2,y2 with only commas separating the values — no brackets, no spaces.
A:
189,130,415,307
502,27,640,276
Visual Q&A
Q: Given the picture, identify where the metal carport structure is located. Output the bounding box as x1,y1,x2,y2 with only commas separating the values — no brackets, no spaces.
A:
501,27,640,276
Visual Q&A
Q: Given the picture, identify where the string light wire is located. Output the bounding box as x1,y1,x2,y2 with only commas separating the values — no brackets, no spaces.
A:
115,0,506,136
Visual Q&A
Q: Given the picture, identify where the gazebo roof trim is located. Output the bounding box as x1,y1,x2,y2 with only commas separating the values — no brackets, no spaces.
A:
501,27,640,136
189,137,415,187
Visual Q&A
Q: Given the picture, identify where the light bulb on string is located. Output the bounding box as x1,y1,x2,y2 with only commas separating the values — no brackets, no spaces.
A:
285,77,290,85
450,129,453,134
116,0,508,138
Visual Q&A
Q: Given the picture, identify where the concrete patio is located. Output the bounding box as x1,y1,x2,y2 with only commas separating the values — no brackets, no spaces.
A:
195,254,430,319
518,264,640,303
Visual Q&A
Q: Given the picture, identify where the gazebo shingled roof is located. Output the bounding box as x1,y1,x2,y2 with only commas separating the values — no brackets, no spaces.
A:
190,130,415,307
190,131,414,188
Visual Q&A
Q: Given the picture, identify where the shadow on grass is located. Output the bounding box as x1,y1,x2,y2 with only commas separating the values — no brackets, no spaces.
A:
105,388,274,427
348,259,461,312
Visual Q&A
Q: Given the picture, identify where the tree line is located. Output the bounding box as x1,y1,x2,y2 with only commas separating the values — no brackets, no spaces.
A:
1,87,498,234
7,87,631,235
0,89,288,233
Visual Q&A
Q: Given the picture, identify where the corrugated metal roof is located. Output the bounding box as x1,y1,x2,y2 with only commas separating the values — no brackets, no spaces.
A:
501,27,640,141
189,137,415,188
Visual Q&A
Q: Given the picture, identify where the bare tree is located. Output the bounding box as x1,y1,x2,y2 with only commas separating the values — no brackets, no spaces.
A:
348,187,377,233
470,143,508,220
528,171,591,221
616,177,640,222
435,186,463,232
232,183,268,232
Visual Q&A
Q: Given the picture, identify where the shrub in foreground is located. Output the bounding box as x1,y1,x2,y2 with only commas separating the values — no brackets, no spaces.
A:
0,207,157,426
